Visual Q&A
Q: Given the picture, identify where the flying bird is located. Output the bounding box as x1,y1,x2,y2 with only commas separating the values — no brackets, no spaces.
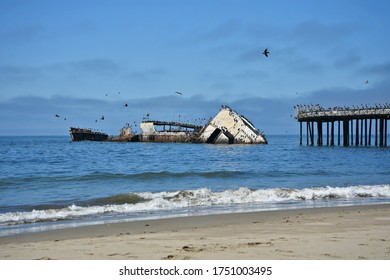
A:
124,103,128,107
365,80,368,84
55,114,60,118
175,91,183,95
262,48,270,57
100,115,105,120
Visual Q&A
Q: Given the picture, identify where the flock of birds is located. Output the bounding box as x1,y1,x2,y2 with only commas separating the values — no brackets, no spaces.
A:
56,48,271,120
55,47,375,125
55,89,186,124
295,103,390,114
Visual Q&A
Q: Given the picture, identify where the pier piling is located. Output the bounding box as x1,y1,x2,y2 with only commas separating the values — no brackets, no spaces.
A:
296,105,390,147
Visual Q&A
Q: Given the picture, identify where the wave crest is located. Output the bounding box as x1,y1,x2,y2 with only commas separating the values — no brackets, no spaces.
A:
1,184,389,226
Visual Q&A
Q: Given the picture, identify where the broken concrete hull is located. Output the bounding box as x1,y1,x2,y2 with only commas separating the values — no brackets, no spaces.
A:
107,124,138,142
69,127,108,141
140,121,201,143
197,106,267,144
139,132,198,143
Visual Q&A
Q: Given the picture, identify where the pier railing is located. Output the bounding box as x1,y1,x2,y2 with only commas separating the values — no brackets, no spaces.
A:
296,105,390,147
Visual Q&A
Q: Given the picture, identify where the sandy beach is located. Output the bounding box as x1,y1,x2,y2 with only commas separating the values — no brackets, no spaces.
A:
0,204,389,260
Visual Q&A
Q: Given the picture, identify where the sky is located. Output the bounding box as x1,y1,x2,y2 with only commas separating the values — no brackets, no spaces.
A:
0,0,389,136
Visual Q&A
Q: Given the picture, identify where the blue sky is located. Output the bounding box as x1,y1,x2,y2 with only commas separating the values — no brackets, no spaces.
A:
0,0,389,135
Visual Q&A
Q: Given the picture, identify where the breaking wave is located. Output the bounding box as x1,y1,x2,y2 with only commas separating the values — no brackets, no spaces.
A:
1,184,390,226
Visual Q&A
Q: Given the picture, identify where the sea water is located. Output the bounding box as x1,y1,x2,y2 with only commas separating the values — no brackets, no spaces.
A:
0,135,389,236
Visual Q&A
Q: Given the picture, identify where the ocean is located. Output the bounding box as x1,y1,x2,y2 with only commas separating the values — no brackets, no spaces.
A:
0,135,389,236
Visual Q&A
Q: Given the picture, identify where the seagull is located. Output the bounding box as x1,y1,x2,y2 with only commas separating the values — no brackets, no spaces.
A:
262,48,270,57
175,91,183,95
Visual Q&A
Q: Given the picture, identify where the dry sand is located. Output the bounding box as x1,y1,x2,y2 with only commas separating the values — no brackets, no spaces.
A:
1,204,389,260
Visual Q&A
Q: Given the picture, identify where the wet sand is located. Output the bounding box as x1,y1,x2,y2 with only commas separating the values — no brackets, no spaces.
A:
1,204,389,260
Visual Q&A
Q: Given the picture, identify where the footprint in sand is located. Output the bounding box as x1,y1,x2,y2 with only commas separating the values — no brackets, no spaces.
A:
163,255,175,260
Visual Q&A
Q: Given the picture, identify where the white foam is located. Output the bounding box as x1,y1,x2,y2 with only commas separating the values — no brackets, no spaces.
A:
1,184,389,225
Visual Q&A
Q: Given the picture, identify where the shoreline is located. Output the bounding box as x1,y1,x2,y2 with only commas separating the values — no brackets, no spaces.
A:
1,204,390,259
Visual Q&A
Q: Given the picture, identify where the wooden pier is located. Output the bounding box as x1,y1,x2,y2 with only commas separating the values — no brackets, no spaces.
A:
296,105,390,147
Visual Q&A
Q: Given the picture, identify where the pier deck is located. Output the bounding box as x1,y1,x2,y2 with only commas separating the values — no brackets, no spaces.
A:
296,105,390,147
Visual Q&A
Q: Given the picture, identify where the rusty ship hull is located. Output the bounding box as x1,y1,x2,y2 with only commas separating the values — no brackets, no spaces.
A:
69,127,108,141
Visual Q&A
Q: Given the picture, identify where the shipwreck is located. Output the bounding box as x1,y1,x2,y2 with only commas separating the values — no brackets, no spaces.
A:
198,106,267,144
69,106,267,144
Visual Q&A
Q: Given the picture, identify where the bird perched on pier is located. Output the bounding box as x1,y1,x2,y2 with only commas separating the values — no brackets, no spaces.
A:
262,48,270,57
